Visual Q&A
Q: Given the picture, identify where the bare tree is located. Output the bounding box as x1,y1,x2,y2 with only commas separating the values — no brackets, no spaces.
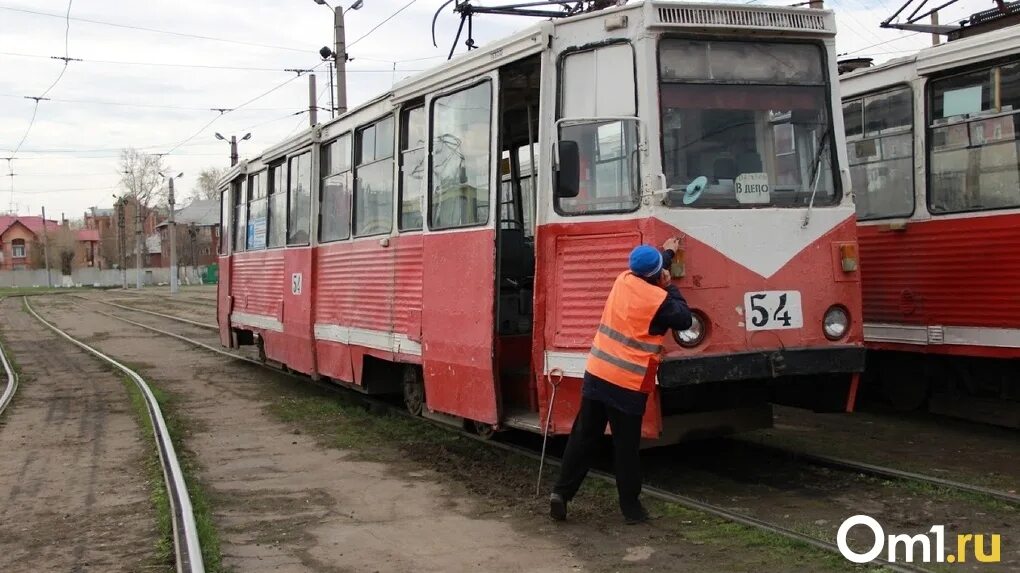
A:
118,148,167,208
192,167,226,202
30,225,78,274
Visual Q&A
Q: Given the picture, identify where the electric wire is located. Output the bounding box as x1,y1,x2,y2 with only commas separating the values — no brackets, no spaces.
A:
0,51,424,73
839,31,922,56
347,0,423,49
0,4,314,53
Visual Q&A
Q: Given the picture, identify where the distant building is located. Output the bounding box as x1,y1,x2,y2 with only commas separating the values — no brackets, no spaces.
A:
156,199,220,267
0,215,60,270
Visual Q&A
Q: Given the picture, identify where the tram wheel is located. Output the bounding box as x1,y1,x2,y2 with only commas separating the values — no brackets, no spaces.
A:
403,366,424,416
471,420,496,440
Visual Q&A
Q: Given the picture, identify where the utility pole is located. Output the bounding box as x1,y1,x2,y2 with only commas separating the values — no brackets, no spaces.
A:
135,198,143,289
334,7,348,114
41,206,52,287
117,199,127,288
327,61,336,118
216,132,250,167
165,173,183,295
309,73,318,126
931,11,942,46
314,0,361,114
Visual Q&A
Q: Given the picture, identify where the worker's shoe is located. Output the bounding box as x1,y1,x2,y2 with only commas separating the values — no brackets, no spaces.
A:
622,503,650,525
549,493,567,521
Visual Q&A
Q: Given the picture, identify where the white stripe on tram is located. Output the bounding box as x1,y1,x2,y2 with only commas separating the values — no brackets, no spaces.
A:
313,324,423,356
864,323,1020,348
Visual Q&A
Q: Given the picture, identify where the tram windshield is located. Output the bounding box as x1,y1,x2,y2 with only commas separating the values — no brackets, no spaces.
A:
659,40,838,208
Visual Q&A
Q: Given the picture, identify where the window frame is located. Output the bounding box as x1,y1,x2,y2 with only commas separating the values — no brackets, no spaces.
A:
318,133,354,243
554,40,641,217
11,238,26,258
232,176,247,253
842,83,916,221
654,36,842,211
219,186,230,255
266,160,287,249
427,79,494,231
246,170,269,250
353,114,396,238
925,57,1020,216
398,104,426,232
286,150,313,246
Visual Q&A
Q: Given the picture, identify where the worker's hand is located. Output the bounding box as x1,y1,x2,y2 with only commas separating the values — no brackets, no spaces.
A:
658,268,672,287
662,236,681,253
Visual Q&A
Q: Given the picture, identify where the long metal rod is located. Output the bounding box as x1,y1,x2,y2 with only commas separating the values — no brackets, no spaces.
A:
74,299,943,573
0,298,18,418
25,297,205,573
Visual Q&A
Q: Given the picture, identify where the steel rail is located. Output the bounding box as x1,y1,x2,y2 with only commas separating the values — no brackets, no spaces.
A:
81,295,1020,507
24,297,205,573
70,299,936,573
0,298,18,418
71,295,217,330
115,289,218,308
738,440,1020,505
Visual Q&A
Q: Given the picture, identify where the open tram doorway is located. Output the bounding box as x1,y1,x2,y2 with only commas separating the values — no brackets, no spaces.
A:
495,55,541,420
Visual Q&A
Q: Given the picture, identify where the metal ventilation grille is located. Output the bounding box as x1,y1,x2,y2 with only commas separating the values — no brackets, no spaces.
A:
657,6,828,32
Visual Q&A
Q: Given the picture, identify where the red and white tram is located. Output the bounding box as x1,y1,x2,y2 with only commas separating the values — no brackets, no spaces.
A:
218,1,864,442
840,22,1020,426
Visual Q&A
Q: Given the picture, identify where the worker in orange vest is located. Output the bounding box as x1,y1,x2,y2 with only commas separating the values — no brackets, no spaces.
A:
550,238,692,524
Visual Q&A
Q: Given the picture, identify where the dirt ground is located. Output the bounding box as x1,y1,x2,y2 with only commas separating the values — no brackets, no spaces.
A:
44,291,866,573
0,298,159,572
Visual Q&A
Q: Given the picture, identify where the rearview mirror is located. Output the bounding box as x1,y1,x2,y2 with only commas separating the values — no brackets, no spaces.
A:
556,140,580,198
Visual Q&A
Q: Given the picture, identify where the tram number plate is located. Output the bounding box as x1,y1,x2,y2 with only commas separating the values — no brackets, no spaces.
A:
744,291,803,331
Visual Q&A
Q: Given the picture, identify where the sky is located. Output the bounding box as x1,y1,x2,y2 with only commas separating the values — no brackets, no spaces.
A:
0,0,992,219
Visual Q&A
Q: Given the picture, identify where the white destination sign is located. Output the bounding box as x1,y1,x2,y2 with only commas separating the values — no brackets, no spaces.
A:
735,172,770,204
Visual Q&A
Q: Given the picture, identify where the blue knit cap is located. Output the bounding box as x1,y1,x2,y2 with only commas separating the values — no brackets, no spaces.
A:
629,245,663,277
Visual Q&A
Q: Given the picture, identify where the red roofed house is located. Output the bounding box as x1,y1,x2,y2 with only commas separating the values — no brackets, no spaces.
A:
0,215,60,271
75,227,103,269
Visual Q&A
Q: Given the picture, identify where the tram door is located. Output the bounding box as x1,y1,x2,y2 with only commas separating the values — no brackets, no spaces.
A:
420,70,503,424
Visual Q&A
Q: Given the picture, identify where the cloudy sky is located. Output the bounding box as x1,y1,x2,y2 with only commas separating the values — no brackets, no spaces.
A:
0,0,990,219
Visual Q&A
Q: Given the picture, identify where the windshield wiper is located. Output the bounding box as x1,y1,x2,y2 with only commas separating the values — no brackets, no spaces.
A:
801,127,831,229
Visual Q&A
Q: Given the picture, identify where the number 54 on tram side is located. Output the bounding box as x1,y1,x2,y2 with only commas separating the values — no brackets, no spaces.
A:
216,1,864,442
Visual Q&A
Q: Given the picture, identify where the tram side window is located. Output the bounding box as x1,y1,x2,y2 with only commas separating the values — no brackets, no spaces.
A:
219,187,230,254
558,44,639,215
247,171,268,250
844,87,914,220
929,62,1020,213
232,178,246,253
354,116,395,236
320,134,352,242
287,152,312,245
268,162,287,248
399,106,425,231
430,82,491,229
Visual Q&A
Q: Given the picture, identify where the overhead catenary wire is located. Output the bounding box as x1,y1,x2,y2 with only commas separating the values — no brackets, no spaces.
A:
0,4,314,54
347,0,424,49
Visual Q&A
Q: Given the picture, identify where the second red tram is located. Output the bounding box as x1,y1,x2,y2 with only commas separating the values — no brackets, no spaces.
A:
840,21,1020,427
218,1,864,441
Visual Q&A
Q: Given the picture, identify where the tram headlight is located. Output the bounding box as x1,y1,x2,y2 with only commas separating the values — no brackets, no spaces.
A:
823,306,849,341
673,311,707,348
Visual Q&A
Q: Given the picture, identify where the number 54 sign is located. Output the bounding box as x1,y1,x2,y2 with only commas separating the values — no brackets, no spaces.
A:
743,291,803,331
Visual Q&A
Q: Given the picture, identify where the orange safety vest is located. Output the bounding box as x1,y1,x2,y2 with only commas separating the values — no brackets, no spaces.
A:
586,271,668,392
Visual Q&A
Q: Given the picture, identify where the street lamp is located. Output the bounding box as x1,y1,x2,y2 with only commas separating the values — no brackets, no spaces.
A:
215,132,251,167
163,171,184,295
313,0,363,115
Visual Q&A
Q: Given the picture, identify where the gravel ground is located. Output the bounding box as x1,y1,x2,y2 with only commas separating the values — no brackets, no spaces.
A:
0,298,160,572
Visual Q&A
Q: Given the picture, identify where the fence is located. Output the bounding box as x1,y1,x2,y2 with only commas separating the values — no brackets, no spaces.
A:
0,266,211,288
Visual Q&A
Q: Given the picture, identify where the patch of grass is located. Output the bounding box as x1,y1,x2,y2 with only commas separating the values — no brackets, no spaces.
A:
121,376,224,572
883,478,1018,514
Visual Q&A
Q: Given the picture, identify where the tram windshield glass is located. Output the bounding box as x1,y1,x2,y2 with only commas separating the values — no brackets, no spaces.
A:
659,40,837,208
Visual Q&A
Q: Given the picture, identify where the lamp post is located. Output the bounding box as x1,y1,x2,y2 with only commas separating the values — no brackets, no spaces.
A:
215,132,251,167
314,0,363,115
164,172,184,295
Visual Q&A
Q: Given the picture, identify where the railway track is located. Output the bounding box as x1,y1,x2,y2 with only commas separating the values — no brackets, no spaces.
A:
24,297,205,573
63,295,956,573
0,299,18,418
114,289,218,308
